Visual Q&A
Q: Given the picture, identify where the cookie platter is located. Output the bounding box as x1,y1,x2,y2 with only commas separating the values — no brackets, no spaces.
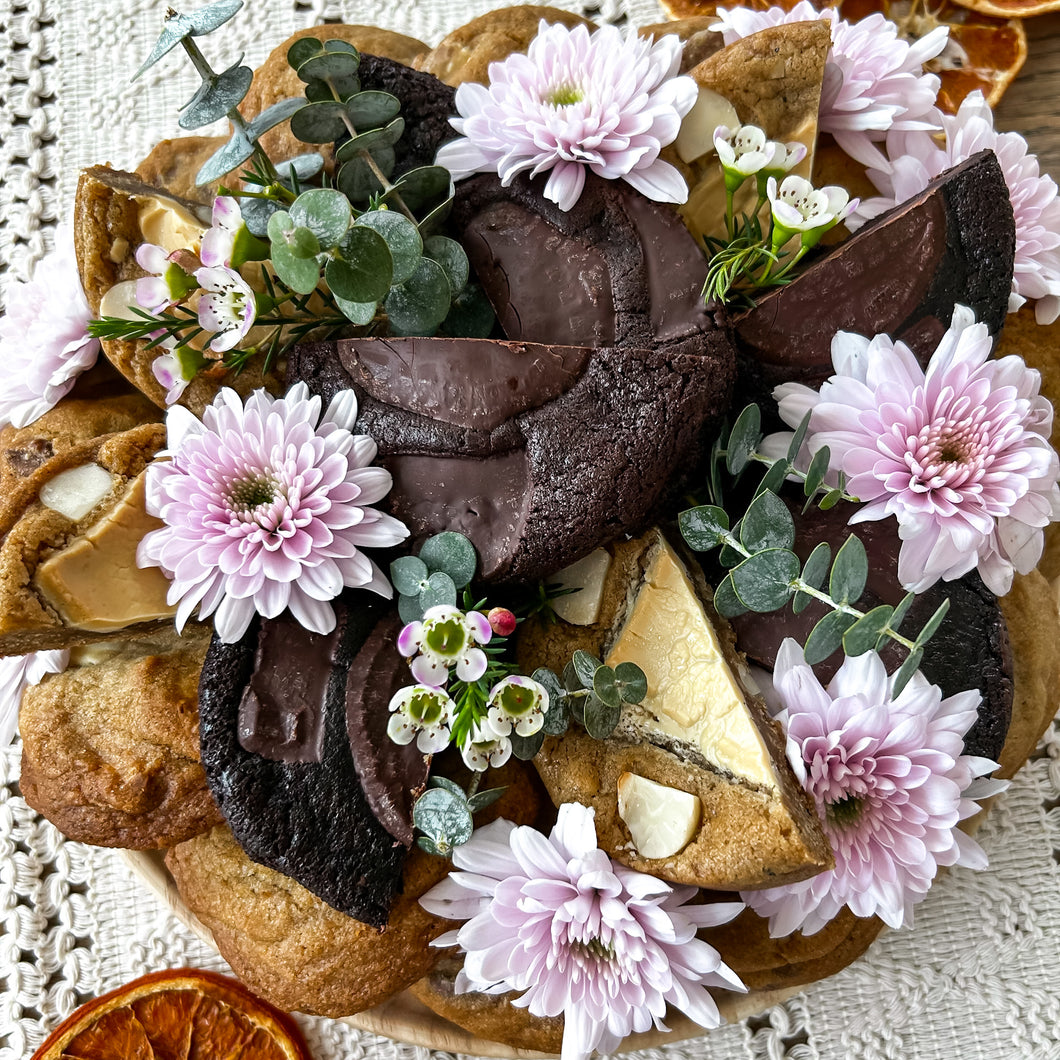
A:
6,0,1060,1058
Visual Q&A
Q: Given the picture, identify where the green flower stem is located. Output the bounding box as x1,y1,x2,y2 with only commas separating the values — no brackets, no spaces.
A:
716,530,919,654
325,79,418,225
178,35,281,185
466,771,483,799
724,188,736,240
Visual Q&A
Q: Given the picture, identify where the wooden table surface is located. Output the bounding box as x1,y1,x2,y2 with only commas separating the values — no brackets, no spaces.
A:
993,12,1060,172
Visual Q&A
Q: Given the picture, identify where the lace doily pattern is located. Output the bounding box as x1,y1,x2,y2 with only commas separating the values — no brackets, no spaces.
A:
2,0,1060,1058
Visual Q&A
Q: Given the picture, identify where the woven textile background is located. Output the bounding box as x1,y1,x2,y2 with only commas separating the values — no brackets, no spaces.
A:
1,1,1059,1057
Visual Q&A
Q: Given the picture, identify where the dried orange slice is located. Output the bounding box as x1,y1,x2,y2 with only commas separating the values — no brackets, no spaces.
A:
839,0,1027,111
948,0,1060,19
31,968,312,1060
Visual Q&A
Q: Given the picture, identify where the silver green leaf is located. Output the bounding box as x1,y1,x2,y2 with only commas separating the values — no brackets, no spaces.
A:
412,787,472,850
828,533,868,606
291,187,352,247
842,605,894,656
613,661,647,704
730,548,799,612
326,227,392,303
740,490,795,553
179,61,252,129
247,97,305,141
390,555,429,597
891,647,924,697
419,571,457,611
355,211,423,286
678,504,729,552
803,610,857,665
726,403,761,475
345,90,401,128
792,541,831,614
418,531,477,588
290,100,350,144
196,128,254,186
424,235,469,295
572,650,602,690
135,0,243,79
583,693,621,740
385,256,452,336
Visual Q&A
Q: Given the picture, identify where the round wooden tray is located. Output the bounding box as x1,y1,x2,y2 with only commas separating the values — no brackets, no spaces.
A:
122,848,801,1057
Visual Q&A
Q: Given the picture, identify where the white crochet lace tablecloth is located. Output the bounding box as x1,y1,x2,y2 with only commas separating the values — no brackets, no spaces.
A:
2,0,1060,1057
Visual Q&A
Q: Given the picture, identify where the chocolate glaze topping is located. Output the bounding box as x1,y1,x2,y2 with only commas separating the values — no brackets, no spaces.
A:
462,202,617,346
346,612,430,846
237,612,340,764
735,151,1015,393
337,336,590,431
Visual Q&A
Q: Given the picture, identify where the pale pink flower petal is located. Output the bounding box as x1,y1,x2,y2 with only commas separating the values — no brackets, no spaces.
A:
0,225,100,429
137,383,408,642
194,265,256,354
744,641,1001,934
0,650,70,747
200,195,243,268
436,20,697,211
421,804,745,1060
772,306,1060,594
850,92,1060,320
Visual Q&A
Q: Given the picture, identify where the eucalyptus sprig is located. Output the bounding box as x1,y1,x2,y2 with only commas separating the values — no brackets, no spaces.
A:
413,775,506,857
681,409,950,701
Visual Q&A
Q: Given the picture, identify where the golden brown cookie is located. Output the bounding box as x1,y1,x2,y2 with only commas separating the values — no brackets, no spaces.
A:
416,5,593,87
165,758,546,1018
74,164,284,415
0,392,159,539
0,421,173,656
19,625,219,848
523,530,832,891
239,25,430,164
135,135,229,205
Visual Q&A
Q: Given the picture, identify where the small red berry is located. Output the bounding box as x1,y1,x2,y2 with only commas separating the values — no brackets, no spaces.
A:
487,606,517,637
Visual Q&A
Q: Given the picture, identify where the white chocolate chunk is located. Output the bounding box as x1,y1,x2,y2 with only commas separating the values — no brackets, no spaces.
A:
606,537,778,791
136,195,208,254
675,87,740,164
39,464,116,522
617,772,702,859
98,279,144,322
551,549,612,625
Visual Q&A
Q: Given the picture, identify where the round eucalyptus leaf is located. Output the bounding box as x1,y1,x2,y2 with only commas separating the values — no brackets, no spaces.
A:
678,504,729,552
295,50,361,85
291,187,352,247
186,0,243,34
429,776,465,798
286,37,323,71
891,647,925,698
385,256,452,336
467,785,507,813
356,211,423,285
336,154,387,202
730,548,799,612
541,695,570,737
802,610,858,666
420,571,457,611
712,574,747,618
418,531,477,588
335,117,405,162
740,490,795,553
561,660,582,695
334,293,378,326
572,650,601,691
424,235,469,295
416,835,443,856
179,62,252,130
240,197,282,238
613,661,647,704
390,555,429,597
415,194,454,237
842,605,894,657
323,39,360,55
438,284,496,339
592,666,621,710
247,97,304,140
531,668,565,704
271,244,320,295
583,693,621,740
398,591,425,624
289,100,350,144
275,152,325,184
828,533,868,606
412,787,472,847
387,165,452,212
267,209,295,242
726,403,762,475
196,130,254,186
285,226,320,260
326,226,392,303
346,90,401,128
510,730,546,762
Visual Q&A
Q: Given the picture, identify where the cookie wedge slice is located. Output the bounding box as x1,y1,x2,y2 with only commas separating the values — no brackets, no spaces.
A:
527,529,832,890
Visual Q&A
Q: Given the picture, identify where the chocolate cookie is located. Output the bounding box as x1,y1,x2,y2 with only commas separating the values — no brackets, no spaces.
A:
735,150,1016,395
196,595,430,926
290,174,736,584
19,626,219,848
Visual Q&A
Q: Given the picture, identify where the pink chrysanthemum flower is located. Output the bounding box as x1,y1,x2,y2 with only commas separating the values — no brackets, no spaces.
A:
435,20,697,212
742,640,1005,936
0,650,69,747
138,383,408,643
851,92,1060,324
712,3,946,170
0,226,100,430
768,306,1060,594
421,803,745,1060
